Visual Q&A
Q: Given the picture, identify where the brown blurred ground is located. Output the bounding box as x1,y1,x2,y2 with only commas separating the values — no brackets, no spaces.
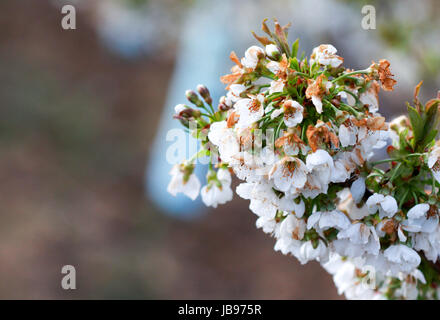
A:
0,0,340,299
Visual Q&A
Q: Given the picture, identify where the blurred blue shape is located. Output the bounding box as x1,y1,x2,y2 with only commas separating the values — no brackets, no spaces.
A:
146,2,235,218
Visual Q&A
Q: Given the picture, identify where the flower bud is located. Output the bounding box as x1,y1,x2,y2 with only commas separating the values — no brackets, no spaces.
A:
185,90,204,108
197,84,213,106
390,115,409,134
175,104,201,119
218,96,231,112
173,115,190,128
174,103,189,115
265,44,281,60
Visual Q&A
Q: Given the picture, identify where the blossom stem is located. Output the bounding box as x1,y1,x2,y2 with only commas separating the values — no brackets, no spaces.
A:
267,92,286,101
294,71,312,78
274,118,284,139
200,112,214,120
258,108,276,123
324,99,361,118
340,89,360,104
206,102,215,115
331,70,370,83
340,103,362,118
370,153,426,166
188,148,209,163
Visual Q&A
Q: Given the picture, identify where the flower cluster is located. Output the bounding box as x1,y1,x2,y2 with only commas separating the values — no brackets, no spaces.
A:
167,19,440,299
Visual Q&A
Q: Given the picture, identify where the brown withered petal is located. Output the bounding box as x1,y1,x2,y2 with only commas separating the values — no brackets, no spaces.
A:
414,80,423,101
306,124,338,152
306,125,319,152
275,132,304,149
261,18,272,36
381,219,396,235
227,111,239,128
426,98,440,111
378,59,397,91
220,73,241,88
305,74,325,99
274,19,286,42
251,31,273,46
352,116,387,131
229,51,242,68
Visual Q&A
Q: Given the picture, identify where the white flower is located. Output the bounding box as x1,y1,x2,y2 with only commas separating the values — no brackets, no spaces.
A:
297,240,329,264
306,149,334,186
331,156,352,183
274,213,305,256
366,193,398,218
337,223,370,244
324,254,386,300
201,169,233,208
167,164,201,200
229,151,265,182
324,257,362,298
338,188,370,220
402,203,438,233
236,182,275,218
359,84,379,114
269,79,285,94
225,84,246,106
301,172,328,199
339,124,357,147
311,44,343,68
208,121,240,163
278,134,309,157
234,94,265,128
412,226,440,262
279,213,306,241
282,100,304,127
236,181,295,218
334,223,380,257
384,244,421,274
265,44,280,59
241,45,264,69
256,216,277,234
269,157,308,192
307,210,350,231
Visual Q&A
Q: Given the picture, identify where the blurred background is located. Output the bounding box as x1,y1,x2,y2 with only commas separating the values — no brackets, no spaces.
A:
0,0,439,299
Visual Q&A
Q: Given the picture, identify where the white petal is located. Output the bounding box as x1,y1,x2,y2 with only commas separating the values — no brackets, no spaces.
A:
350,177,366,204
311,95,323,114
307,211,322,230
407,203,430,219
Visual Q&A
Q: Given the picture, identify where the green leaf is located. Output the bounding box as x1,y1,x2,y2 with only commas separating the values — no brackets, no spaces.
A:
290,57,300,71
407,104,424,144
423,101,439,135
398,128,410,151
421,129,438,149
291,38,299,58
389,163,403,183
399,165,414,179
